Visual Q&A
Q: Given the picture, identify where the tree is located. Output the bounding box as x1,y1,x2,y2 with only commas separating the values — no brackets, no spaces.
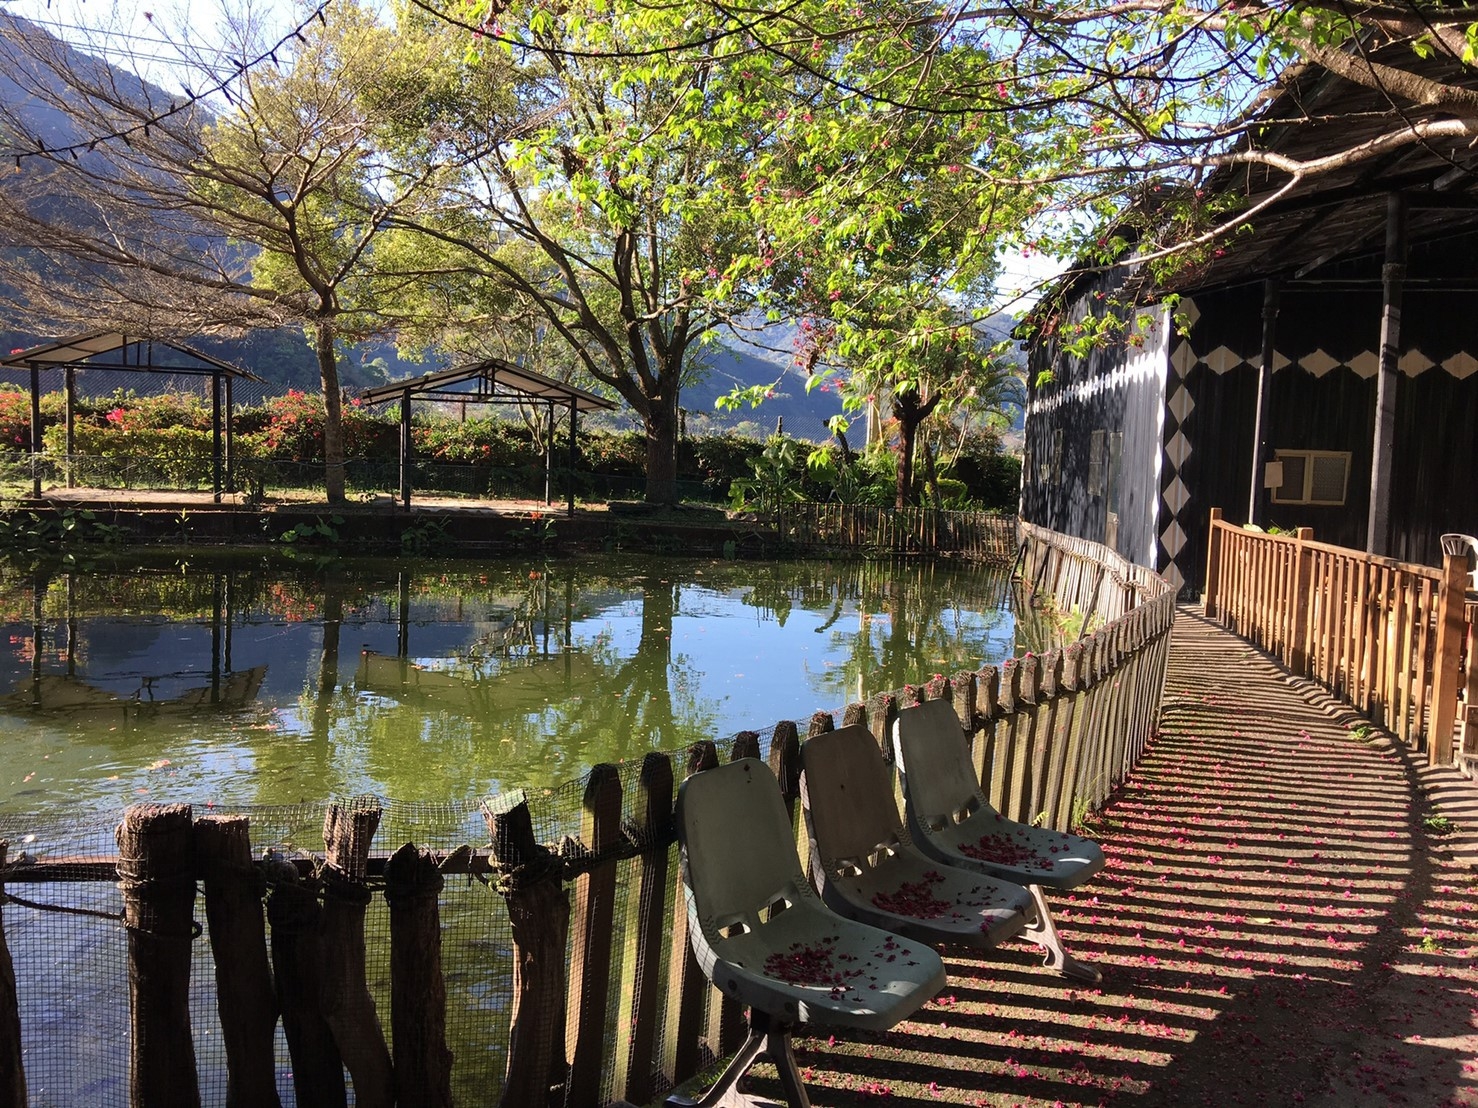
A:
0,4,459,501
389,0,781,503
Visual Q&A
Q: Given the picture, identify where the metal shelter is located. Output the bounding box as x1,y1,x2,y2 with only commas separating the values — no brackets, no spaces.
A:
0,330,262,500
359,359,617,514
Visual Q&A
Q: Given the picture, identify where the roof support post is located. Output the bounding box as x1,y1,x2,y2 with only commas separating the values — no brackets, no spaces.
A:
399,387,413,511
212,370,223,504
1246,277,1281,524
224,376,235,494
567,399,577,517
1368,192,1407,556
544,398,553,508
64,365,75,489
28,363,40,498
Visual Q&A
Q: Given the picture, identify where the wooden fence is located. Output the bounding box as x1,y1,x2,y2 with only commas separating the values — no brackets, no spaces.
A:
776,503,1019,560
1202,508,1476,769
0,524,1176,1108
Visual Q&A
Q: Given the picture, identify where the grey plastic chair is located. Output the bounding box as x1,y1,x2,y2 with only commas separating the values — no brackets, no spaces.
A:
892,698,1107,983
1440,533,1478,591
670,756,946,1108
799,724,1033,949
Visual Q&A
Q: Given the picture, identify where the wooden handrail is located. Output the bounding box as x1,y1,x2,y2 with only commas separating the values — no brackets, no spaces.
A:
1202,510,1470,766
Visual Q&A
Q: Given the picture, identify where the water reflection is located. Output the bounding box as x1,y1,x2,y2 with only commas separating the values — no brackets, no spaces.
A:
0,554,1018,814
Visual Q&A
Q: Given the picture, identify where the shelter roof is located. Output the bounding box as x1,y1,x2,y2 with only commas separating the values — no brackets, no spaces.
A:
0,329,262,379
360,358,617,412
1043,45,1478,309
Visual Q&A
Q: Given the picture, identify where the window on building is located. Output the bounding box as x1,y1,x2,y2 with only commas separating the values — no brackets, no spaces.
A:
1270,450,1351,506
1087,430,1106,496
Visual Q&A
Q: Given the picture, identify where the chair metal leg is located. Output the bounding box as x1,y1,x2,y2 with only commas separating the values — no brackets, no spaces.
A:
665,1010,812,1108
1024,884,1101,984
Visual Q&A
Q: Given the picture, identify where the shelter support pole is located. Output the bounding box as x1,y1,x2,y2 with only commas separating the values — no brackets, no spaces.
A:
567,400,577,516
399,387,412,511
64,365,75,489
544,399,552,507
1368,192,1407,556
1246,278,1280,524
212,371,223,503
225,377,235,493
28,363,40,498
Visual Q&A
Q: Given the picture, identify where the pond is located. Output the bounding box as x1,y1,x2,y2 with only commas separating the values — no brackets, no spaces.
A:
0,551,1024,817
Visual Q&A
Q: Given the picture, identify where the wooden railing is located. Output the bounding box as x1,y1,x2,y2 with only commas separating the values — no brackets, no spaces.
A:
1203,508,1475,767
0,524,1176,1108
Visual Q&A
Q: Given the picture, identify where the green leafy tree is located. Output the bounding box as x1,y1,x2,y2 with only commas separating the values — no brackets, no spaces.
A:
390,0,779,503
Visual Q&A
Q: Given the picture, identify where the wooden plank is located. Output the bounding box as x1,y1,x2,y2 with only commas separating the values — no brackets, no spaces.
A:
118,803,202,1108
0,842,27,1108
319,803,393,1108
612,753,673,1108
564,765,623,1108
195,815,282,1108
383,843,453,1108
484,795,569,1108
1429,554,1468,766
660,743,718,1090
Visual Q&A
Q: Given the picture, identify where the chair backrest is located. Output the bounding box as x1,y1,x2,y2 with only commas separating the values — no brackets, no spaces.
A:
891,697,987,828
1440,533,1478,588
800,725,905,868
675,757,809,935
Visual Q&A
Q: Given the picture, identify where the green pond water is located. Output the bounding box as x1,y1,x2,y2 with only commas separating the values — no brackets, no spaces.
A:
0,550,1030,1107
0,551,1022,817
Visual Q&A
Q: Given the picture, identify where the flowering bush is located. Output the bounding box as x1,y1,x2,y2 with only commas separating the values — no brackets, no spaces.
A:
0,385,30,449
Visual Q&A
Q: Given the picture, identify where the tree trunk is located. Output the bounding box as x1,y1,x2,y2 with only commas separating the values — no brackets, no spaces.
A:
642,396,679,505
895,413,918,508
315,317,347,504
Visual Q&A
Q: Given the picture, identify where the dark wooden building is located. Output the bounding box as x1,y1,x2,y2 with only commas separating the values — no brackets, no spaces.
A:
1021,53,1478,595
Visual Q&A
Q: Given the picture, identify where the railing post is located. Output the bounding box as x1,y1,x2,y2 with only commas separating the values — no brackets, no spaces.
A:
1429,552,1467,767
0,842,25,1108
565,765,622,1108
1288,527,1315,673
1204,508,1224,618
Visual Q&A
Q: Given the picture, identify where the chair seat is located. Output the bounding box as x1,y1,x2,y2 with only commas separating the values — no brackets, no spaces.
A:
700,889,947,1032
914,808,1105,891
800,724,1032,950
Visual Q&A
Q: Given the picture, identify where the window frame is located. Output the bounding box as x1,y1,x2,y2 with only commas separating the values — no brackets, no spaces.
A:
1269,449,1352,507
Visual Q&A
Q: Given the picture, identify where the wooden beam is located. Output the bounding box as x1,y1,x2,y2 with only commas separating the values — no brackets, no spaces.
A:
1367,193,1408,556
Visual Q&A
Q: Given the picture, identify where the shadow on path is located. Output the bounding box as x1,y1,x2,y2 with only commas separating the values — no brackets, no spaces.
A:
741,606,1478,1107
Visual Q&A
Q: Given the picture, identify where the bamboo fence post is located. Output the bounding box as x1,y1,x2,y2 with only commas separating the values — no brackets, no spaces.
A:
866,695,898,759
484,792,570,1108
1288,527,1315,673
565,765,622,1108
267,856,344,1107
194,815,281,1108
661,742,718,1090
612,752,673,1107
318,801,392,1108
768,722,802,823
1429,552,1468,766
1204,508,1223,619
117,803,200,1108
977,666,1002,807
383,843,452,1108
0,842,25,1108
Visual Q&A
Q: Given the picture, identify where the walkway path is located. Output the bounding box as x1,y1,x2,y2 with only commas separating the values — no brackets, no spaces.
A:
742,606,1478,1107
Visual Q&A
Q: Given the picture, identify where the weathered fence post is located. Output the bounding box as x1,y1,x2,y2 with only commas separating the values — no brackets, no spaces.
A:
565,764,622,1108
1204,508,1224,617
1429,551,1468,767
484,791,570,1108
0,842,26,1108
1288,527,1315,673
612,752,673,1107
117,803,200,1108
194,815,281,1108
383,843,453,1108
267,856,344,1107
661,742,718,1090
319,801,393,1108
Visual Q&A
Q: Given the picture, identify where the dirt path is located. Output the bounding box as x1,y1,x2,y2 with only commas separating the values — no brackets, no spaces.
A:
740,606,1478,1107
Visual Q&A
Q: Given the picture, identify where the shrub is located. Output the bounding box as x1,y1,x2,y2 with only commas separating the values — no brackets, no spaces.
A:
0,385,30,449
